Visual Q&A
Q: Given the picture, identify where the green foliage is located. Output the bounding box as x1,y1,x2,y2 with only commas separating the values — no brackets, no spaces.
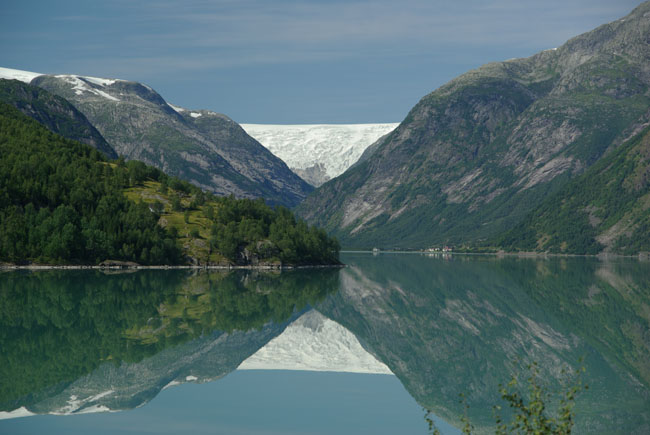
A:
151,200,164,215
171,193,182,212
0,103,182,265
426,362,587,434
159,177,169,194
493,362,587,434
208,196,340,265
203,204,214,220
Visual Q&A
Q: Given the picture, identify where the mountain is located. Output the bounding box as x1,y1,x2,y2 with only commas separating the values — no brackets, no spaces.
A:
0,103,339,266
496,126,650,254
0,77,116,158
296,2,650,249
241,123,398,186
0,67,312,207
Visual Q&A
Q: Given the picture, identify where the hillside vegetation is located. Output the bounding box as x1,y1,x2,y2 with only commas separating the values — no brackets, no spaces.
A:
0,103,339,266
495,127,650,254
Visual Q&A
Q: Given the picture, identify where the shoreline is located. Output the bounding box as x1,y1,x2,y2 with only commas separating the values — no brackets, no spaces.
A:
0,264,346,271
340,250,649,260
3,250,648,270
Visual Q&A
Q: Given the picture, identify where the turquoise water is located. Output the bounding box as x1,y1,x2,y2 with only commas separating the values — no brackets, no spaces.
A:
0,371,455,435
1,253,648,433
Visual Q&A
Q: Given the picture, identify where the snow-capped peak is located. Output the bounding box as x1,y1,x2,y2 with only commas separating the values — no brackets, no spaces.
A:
0,67,123,102
0,66,43,83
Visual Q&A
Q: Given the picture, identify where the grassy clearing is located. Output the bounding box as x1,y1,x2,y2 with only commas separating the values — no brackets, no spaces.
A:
124,180,228,264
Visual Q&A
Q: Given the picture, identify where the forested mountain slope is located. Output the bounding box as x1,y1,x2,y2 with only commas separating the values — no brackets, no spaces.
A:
0,102,180,265
297,2,650,250
0,103,339,266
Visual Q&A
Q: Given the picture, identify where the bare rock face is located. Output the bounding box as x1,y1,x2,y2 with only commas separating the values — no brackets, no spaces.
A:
297,2,650,249
28,75,312,207
293,163,331,187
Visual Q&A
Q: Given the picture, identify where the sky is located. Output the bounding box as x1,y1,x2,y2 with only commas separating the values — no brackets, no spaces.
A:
0,0,644,124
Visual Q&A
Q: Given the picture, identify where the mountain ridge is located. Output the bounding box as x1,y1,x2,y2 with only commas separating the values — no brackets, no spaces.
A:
296,2,650,251
0,66,312,208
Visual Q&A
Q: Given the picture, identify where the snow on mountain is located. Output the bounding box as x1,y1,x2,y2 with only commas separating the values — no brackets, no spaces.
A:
241,123,398,186
168,103,186,113
0,67,124,102
0,67,43,83
55,75,121,101
237,310,393,374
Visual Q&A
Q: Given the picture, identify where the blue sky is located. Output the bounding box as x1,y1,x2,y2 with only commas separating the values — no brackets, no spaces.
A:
0,0,643,123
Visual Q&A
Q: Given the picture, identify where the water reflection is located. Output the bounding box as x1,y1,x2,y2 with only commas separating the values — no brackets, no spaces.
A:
0,269,339,416
1,254,649,434
317,253,650,433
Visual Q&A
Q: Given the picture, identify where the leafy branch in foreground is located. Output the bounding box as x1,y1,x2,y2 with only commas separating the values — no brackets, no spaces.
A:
426,361,588,434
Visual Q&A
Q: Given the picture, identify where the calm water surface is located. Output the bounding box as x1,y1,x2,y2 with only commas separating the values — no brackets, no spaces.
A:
0,253,648,434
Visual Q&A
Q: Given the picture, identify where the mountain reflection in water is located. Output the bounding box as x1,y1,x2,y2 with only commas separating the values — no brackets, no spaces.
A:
320,253,650,434
0,269,338,416
0,253,649,434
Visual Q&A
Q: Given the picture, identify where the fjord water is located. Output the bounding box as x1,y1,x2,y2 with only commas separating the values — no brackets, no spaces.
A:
1,254,649,434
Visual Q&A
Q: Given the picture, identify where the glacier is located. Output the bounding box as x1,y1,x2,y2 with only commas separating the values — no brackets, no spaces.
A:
241,123,398,186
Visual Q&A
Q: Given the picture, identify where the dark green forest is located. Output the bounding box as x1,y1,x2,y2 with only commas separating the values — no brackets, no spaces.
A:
0,102,181,264
0,103,339,265
208,196,340,265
